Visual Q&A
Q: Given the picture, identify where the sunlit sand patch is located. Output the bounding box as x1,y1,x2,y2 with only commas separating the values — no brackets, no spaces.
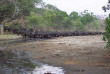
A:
63,61,78,65
63,60,107,67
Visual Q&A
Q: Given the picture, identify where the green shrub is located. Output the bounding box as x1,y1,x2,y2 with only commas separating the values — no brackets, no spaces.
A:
103,14,110,48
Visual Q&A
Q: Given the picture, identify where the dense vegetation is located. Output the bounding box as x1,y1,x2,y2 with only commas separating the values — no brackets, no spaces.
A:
102,0,110,48
103,15,110,48
8,8,104,32
0,0,42,34
0,0,105,33
0,0,42,22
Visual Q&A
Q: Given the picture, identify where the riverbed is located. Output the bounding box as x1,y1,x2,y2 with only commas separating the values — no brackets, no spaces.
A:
0,35,110,74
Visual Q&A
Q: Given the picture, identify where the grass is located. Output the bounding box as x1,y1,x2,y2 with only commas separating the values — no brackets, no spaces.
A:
0,34,22,39
0,34,14,38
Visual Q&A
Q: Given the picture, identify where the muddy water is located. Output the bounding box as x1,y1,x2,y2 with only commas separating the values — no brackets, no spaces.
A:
0,50,65,74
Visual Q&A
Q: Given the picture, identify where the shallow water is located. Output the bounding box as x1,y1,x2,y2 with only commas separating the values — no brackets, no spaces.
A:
33,64,65,74
0,50,65,74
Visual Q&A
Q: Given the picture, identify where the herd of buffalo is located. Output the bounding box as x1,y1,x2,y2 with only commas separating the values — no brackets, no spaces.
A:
5,27,105,39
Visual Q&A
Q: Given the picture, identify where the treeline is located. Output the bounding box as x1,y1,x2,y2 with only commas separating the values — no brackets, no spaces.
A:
7,3,105,32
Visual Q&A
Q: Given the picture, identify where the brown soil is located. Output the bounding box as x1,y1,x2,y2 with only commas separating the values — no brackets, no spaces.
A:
0,35,110,74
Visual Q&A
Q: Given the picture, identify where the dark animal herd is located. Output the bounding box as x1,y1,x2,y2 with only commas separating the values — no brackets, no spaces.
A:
5,28,104,39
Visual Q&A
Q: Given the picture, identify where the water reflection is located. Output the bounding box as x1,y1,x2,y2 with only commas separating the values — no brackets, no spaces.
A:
0,50,65,74
0,50,39,74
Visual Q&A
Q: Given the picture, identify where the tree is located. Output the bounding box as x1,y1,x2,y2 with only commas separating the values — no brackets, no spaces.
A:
103,15,110,48
73,19,85,30
27,12,43,29
80,11,96,25
0,0,15,34
102,0,110,48
0,0,42,34
45,4,58,10
69,11,79,20
43,10,57,26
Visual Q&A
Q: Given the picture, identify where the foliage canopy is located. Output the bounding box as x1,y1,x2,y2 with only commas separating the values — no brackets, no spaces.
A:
0,0,42,23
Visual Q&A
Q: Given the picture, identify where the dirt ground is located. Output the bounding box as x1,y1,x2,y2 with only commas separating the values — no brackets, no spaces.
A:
0,35,110,74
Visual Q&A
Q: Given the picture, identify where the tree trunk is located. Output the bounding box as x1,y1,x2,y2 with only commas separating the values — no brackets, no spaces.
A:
0,24,4,35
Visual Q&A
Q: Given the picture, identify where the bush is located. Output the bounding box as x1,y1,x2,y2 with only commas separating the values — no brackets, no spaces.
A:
103,14,110,48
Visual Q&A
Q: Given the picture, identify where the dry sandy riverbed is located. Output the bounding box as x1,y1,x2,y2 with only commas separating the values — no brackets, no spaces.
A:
0,35,110,74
